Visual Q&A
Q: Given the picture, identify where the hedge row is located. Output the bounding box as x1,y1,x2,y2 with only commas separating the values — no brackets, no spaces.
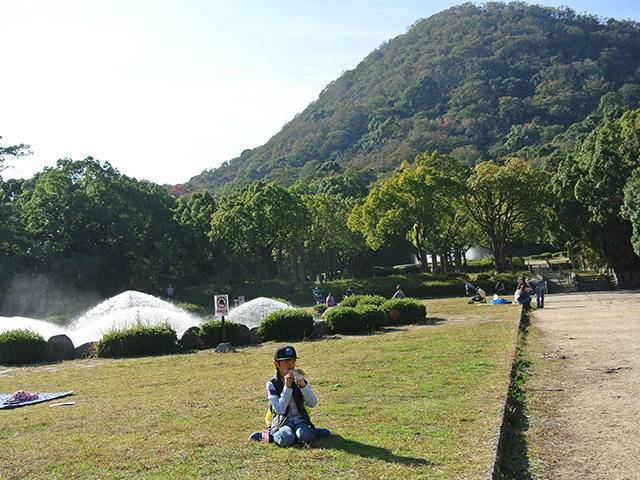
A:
0,299,428,364
324,297,426,334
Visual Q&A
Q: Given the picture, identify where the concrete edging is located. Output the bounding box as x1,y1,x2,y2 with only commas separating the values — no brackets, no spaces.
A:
484,305,525,479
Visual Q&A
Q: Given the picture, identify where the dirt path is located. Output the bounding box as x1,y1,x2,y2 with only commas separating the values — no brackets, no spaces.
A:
528,290,640,479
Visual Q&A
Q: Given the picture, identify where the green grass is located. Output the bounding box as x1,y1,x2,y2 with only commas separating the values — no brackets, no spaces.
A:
0,298,520,479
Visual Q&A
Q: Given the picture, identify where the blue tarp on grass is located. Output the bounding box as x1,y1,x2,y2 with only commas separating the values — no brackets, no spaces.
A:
0,391,73,409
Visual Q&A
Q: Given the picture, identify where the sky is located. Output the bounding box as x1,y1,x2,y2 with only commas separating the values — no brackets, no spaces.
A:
2,1,640,185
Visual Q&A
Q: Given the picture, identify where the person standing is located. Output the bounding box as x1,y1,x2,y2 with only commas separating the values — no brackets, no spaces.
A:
166,284,174,300
526,277,546,308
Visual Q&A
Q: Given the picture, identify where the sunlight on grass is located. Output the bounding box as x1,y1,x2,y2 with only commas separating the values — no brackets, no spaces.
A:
0,298,519,479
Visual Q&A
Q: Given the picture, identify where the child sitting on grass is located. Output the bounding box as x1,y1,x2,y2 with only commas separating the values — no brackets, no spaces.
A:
249,345,331,446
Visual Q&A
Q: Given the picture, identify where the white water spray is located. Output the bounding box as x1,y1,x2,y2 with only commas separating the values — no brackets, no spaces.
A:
0,291,294,346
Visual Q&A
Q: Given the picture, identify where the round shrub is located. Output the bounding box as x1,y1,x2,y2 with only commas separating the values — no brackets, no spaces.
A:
0,329,46,365
356,304,386,330
198,319,245,347
339,294,385,308
381,298,427,325
96,323,177,358
257,309,314,341
312,304,327,316
325,307,366,334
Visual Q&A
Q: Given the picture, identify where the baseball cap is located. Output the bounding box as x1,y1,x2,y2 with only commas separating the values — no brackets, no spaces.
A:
274,345,298,361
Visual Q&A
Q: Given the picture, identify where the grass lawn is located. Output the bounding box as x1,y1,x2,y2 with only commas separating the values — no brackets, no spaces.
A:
0,298,520,480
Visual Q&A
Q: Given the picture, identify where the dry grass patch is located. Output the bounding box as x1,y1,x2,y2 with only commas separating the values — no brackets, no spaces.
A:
1,298,519,479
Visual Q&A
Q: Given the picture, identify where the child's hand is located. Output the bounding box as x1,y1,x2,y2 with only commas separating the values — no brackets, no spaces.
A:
296,369,306,387
284,371,295,387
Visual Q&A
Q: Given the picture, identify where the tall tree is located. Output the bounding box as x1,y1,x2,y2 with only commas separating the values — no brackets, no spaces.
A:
551,109,640,272
348,153,463,271
210,182,309,281
464,158,550,272
622,168,640,258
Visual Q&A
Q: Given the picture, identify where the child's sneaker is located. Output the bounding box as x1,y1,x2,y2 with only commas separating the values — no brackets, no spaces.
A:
314,428,332,438
248,431,262,441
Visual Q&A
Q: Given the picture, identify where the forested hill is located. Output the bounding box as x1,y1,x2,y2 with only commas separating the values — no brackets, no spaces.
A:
181,2,640,197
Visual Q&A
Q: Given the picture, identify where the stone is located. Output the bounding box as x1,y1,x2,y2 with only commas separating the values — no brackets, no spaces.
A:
215,342,235,353
46,334,75,361
74,342,96,359
248,327,262,344
180,326,205,350
313,320,329,338
234,324,250,345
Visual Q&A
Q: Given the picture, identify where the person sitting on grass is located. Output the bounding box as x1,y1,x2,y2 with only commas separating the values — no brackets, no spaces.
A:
514,283,532,310
249,345,331,446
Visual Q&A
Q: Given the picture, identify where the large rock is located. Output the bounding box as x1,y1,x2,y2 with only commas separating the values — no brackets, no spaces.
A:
74,342,96,359
46,334,75,361
215,342,235,353
234,324,250,346
180,326,205,350
313,320,329,338
248,327,262,344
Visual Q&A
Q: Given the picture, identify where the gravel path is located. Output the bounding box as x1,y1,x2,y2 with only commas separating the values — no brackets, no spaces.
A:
529,290,640,479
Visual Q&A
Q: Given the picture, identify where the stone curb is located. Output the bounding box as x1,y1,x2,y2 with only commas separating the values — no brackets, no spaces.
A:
484,305,524,480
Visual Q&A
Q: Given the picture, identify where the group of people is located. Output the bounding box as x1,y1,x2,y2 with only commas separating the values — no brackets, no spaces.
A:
514,277,546,309
465,277,546,309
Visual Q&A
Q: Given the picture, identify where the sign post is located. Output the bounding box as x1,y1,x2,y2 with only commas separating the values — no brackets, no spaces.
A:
214,294,230,343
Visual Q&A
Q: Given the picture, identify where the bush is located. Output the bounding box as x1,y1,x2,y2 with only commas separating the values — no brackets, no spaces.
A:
198,319,245,347
0,329,46,365
325,307,366,334
177,302,206,316
312,304,327,316
96,322,177,358
381,298,427,325
340,294,386,308
257,309,315,341
356,304,386,330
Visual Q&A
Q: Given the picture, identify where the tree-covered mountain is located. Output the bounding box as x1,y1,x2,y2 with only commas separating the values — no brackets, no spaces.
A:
180,2,640,197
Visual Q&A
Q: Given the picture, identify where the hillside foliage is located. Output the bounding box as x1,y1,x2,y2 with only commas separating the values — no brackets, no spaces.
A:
183,3,640,196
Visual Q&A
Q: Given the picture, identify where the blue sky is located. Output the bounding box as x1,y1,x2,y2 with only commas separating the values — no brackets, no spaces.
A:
2,1,640,185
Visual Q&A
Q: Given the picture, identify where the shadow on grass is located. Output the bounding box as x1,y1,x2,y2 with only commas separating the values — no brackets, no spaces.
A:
315,434,432,466
498,314,532,479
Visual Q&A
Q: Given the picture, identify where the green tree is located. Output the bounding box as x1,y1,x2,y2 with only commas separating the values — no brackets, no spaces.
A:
17,158,180,293
0,136,31,177
210,182,310,281
348,152,462,271
552,109,640,271
302,194,371,281
622,168,640,257
173,191,217,279
464,158,550,272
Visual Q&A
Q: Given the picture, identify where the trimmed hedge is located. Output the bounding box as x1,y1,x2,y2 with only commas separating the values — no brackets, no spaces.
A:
339,294,386,308
325,307,366,334
381,298,427,325
0,329,46,365
356,304,386,330
96,323,177,358
257,309,314,341
198,319,244,347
